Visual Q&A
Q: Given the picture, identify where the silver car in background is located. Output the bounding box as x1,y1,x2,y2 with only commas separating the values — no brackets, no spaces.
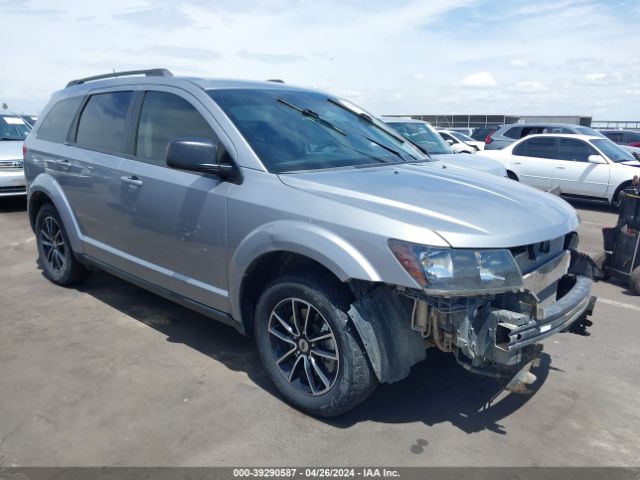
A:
0,114,30,196
385,119,505,175
24,69,595,417
484,122,606,150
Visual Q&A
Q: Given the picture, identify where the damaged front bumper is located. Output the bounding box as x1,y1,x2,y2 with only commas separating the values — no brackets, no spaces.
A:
493,275,595,354
347,253,596,386
436,272,596,379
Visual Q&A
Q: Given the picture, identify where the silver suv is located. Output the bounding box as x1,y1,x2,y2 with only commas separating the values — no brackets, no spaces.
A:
485,123,605,150
24,69,596,417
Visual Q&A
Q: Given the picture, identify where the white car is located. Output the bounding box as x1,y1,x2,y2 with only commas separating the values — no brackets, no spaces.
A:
438,129,484,153
490,133,640,205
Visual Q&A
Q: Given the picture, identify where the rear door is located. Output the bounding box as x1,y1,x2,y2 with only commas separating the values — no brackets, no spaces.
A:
110,88,231,311
551,138,609,198
53,90,134,262
509,137,556,190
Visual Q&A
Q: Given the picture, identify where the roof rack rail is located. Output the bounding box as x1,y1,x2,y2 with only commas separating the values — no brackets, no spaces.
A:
267,79,285,83
66,68,173,88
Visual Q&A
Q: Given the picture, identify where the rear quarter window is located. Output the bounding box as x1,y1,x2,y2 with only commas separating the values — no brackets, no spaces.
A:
503,127,522,139
36,96,84,143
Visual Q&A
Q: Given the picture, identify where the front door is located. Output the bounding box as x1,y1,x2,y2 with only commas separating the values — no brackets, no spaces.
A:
551,137,610,198
111,89,231,311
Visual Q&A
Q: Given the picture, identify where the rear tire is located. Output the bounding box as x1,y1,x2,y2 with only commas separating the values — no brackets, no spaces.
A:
35,203,89,286
630,267,640,295
592,252,610,280
254,272,377,417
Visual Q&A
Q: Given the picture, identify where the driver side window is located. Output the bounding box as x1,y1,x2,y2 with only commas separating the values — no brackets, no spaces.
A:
555,138,596,162
136,91,219,165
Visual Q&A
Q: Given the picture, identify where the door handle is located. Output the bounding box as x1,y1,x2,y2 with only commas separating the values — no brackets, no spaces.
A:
556,166,566,169
56,158,70,168
121,175,143,187
513,161,522,165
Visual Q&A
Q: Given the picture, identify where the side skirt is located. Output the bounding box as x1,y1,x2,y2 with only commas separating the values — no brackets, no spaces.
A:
80,254,245,335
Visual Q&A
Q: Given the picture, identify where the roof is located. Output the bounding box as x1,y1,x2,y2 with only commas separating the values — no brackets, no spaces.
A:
62,69,317,96
521,133,604,141
383,118,430,124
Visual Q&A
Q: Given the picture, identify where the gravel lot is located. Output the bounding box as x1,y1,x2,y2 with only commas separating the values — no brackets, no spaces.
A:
1,196,639,467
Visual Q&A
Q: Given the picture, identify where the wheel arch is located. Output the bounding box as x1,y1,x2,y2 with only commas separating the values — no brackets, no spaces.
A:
612,180,632,205
229,220,382,333
28,174,84,254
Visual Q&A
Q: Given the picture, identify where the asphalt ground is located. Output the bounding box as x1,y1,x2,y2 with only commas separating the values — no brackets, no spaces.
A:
0,195,638,467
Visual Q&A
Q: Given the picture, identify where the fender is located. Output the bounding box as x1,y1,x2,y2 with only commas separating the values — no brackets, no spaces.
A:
28,173,85,254
228,220,382,322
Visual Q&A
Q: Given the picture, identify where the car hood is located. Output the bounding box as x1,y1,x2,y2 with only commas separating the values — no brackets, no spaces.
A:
0,140,23,162
279,162,579,249
619,160,640,168
430,153,506,177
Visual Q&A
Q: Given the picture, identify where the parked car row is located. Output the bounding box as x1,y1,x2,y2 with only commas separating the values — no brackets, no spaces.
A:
20,69,597,417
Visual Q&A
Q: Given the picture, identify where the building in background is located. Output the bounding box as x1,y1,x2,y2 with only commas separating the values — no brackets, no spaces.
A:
381,114,592,128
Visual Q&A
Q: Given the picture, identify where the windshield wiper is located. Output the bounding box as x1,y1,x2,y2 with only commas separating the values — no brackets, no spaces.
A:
327,98,407,145
363,135,405,161
276,98,347,136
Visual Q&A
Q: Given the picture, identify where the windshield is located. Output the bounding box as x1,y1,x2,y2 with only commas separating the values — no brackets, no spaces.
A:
591,139,636,162
0,116,31,141
208,89,427,173
449,130,475,142
386,122,453,155
575,126,606,138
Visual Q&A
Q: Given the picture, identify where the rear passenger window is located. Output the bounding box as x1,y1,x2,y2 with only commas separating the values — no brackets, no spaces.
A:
513,137,556,158
37,96,83,143
136,91,218,164
76,91,133,154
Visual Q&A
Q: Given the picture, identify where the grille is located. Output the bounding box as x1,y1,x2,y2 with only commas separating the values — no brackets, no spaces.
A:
0,186,26,193
522,251,570,295
0,161,24,171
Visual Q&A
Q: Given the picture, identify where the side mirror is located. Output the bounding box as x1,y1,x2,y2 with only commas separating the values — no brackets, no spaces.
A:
166,137,234,177
446,139,454,145
587,154,606,164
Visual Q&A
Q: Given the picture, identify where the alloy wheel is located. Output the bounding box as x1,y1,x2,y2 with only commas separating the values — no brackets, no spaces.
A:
268,297,339,396
40,216,66,273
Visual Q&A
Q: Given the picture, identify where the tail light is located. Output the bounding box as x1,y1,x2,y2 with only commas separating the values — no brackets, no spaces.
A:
22,143,28,160
485,132,495,145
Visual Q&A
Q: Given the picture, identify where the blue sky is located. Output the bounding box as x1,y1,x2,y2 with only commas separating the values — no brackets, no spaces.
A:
1,0,638,119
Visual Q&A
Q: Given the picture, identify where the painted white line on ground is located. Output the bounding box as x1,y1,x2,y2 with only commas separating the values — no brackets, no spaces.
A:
598,297,640,312
582,221,609,226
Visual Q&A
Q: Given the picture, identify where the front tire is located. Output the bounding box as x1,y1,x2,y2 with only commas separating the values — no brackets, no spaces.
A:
35,203,89,285
254,273,377,417
630,267,640,295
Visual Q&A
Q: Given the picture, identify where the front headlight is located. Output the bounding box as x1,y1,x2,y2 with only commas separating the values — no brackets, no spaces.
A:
389,240,523,295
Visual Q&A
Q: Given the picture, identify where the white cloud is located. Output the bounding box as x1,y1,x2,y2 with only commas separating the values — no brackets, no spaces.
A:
585,72,607,82
584,72,623,85
461,72,497,88
510,80,546,93
509,59,528,68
